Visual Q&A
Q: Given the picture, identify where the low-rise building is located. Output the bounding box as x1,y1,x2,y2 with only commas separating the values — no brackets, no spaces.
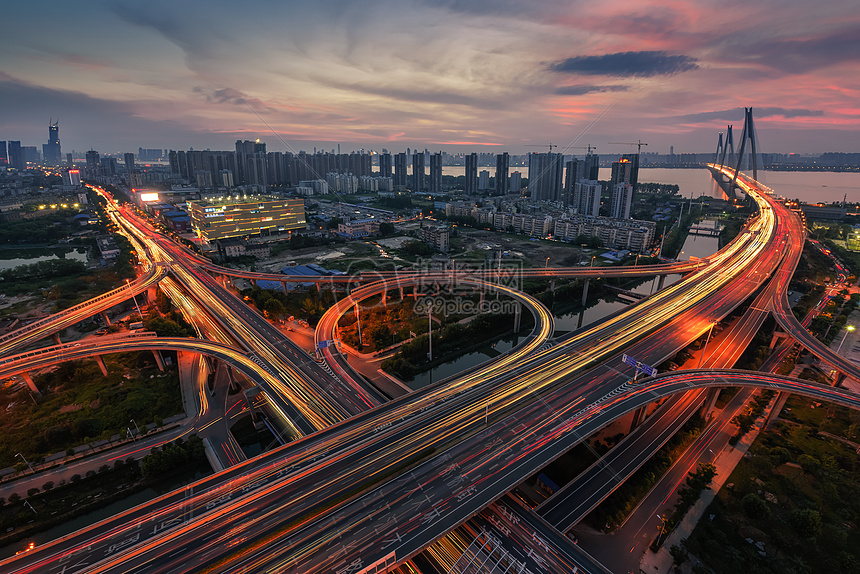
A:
420,225,450,252
337,218,381,238
554,215,655,252
187,196,306,241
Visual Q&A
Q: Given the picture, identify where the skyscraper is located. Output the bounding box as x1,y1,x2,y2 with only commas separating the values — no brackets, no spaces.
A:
42,120,62,165
495,152,509,195
528,152,564,202
85,149,100,177
429,153,442,194
379,153,392,178
464,153,478,194
8,141,23,170
611,154,639,190
0,141,7,165
412,152,425,191
394,152,408,188
478,170,490,191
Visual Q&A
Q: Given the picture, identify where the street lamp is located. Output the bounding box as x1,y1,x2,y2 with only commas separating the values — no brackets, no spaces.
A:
16,453,34,474
545,257,550,269
126,279,143,319
590,256,597,267
837,325,855,354
130,419,140,436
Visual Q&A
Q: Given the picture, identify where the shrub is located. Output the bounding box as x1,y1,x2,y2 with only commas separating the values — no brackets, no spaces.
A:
26,487,39,497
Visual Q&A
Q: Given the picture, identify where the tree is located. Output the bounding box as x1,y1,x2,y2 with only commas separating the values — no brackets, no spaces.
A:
8,493,20,504
42,481,54,492
790,508,822,539
741,493,771,519
27,487,39,497
264,297,286,320
797,454,821,475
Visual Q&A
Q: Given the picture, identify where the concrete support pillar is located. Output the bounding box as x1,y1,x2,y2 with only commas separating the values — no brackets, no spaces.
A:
100,311,112,326
250,278,256,287
834,371,848,388
400,287,404,300
769,331,789,350
629,405,647,432
51,333,61,345
151,349,166,372
95,355,108,377
513,302,522,332
550,279,556,293
226,365,240,394
765,392,791,430
657,275,666,290
577,310,585,330
699,387,721,419
282,282,288,295
244,387,262,423
581,279,590,307
21,371,39,394
201,355,214,376
147,285,158,304
381,290,387,306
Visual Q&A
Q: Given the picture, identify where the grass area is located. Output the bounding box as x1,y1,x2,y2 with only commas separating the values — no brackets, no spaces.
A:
0,353,182,469
684,400,860,573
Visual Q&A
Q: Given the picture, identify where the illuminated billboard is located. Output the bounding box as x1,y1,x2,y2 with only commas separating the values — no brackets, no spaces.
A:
139,192,160,202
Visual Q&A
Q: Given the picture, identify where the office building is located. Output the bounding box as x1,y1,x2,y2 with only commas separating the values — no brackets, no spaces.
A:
429,153,442,194
394,152,408,188
379,152,392,178
465,153,478,194
188,197,306,241
610,183,634,219
573,180,602,216
412,152,425,191
8,141,23,170
528,152,564,202
495,152,509,195
478,170,490,191
86,150,100,174
42,120,62,165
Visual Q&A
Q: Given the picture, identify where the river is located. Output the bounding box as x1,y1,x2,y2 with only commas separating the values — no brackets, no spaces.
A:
441,166,859,205
0,247,90,272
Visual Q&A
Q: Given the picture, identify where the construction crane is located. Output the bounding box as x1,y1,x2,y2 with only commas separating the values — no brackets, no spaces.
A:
608,140,648,154
525,143,558,152
569,145,598,154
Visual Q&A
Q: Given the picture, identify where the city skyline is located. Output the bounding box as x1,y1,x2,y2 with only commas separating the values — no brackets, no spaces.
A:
1,1,859,155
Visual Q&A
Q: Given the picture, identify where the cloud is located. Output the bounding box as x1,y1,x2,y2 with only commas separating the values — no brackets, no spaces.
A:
555,84,629,96
191,86,273,112
549,51,699,77
725,24,860,74
676,107,825,124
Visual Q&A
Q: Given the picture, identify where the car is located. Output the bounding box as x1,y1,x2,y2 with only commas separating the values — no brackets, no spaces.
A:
94,329,108,336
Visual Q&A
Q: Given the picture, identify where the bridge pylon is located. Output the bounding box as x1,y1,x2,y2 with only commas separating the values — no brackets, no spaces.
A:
730,107,759,190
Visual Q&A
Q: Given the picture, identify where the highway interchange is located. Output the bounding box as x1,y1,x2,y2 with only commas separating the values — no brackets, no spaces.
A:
2,167,859,574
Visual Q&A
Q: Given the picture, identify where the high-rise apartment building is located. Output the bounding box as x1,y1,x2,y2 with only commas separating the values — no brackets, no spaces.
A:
379,153,392,178
528,152,564,202
124,152,136,174
465,153,478,194
562,159,581,207
510,171,522,192
573,180,602,216
429,153,442,194
394,152,408,188
0,141,7,165
412,152,425,191
8,141,23,170
86,149,100,172
582,152,600,180
611,183,634,219
478,170,490,191
495,152,509,195
42,121,62,165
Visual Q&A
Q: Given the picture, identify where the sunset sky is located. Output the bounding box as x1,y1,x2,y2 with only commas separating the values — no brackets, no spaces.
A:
2,0,858,155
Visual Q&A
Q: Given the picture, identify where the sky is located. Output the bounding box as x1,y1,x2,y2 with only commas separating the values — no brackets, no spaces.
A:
1,0,859,156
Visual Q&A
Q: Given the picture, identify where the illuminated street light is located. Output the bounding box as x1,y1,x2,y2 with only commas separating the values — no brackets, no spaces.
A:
837,325,855,354
590,256,597,267
545,257,550,269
